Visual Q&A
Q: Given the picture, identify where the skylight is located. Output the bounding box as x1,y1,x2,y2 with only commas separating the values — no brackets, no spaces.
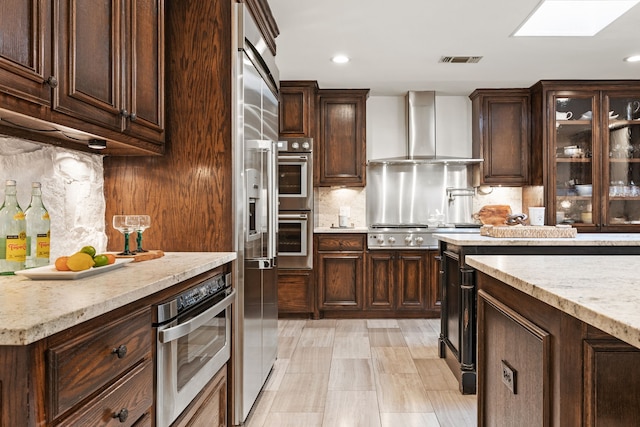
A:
513,0,640,36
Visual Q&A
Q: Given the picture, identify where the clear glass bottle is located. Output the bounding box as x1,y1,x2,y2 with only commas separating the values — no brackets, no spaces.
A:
25,182,50,268
0,180,27,274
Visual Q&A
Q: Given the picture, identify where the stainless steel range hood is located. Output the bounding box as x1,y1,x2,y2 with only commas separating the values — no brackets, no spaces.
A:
368,91,483,165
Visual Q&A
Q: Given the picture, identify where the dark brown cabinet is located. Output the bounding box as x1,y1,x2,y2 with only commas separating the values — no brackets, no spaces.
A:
470,89,530,186
365,250,440,316
477,271,640,427
279,80,317,137
0,0,165,155
55,0,164,142
277,269,316,318
317,89,369,186
0,0,52,108
315,233,365,313
530,80,640,231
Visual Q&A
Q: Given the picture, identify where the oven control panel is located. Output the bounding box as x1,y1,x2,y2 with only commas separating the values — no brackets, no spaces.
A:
176,273,232,312
367,232,438,250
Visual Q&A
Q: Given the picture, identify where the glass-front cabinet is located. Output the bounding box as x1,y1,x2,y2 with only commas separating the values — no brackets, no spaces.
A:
544,84,640,231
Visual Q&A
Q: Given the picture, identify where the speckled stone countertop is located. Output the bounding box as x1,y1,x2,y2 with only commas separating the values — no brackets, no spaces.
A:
0,252,236,346
433,232,640,246
466,255,640,349
314,226,368,233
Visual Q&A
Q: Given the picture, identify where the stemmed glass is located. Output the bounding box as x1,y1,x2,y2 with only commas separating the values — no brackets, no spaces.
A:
112,215,139,255
135,215,151,253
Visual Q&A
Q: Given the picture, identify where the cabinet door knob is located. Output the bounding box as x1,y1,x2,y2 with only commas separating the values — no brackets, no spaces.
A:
129,112,137,121
45,76,58,88
120,109,130,118
112,344,128,359
113,408,129,422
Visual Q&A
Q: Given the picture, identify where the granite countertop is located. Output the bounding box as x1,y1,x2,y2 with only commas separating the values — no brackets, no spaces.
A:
466,254,640,349
0,252,236,346
433,232,640,246
315,226,368,233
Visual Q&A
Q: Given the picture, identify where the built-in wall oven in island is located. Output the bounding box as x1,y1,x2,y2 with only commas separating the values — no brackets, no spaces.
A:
154,271,235,427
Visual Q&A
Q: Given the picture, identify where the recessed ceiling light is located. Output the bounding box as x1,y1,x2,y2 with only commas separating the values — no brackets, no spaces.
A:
331,55,350,64
513,0,640,37
624,55,640,62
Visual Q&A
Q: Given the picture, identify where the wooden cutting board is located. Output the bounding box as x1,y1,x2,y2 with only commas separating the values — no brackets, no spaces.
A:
481,225,577,238
473,205,512,226
115,249,164,262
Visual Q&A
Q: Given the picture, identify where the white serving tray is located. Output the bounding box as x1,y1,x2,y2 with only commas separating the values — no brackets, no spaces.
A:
14,258,133,280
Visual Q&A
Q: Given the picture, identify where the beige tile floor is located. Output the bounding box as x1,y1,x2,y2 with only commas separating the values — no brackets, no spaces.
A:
243,318,477,427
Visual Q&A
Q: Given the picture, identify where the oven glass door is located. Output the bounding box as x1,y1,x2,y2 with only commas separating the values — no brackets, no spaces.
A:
278,155,309,199
156,289,235,427
278,213,308,257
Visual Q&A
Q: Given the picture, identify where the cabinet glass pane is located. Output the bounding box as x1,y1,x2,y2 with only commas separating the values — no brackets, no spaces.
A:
606,96,640,225
554,97,594,224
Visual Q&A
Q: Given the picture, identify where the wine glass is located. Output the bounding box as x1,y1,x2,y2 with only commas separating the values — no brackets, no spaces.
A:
112,215,139,255
135,215,151,253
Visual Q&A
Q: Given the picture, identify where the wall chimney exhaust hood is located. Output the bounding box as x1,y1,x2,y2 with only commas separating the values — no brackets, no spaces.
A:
368,91,483,165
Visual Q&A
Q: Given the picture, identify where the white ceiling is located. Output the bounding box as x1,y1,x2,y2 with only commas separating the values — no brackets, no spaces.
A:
268,0,640,96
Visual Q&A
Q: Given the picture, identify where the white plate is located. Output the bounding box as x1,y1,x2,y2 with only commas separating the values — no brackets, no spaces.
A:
14,258,133,280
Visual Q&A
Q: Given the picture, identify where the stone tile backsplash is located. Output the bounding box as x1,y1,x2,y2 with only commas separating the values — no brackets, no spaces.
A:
0,136,107,260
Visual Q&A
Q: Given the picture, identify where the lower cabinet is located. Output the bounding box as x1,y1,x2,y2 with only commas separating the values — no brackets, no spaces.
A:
477,272,640,426
315,233,440,318
366,250,440,317
278,269,317,318
316,233,365,312
172,364,227,427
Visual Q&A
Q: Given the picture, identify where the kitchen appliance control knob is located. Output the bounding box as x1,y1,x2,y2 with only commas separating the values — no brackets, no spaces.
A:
415,236,424,245
405,235,412,244
388,237,396,244
377,236,385,244
291,142,300,149
302,142,310,149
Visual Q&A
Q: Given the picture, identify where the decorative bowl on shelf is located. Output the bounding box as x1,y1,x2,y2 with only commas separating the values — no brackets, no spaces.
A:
575,184,592,196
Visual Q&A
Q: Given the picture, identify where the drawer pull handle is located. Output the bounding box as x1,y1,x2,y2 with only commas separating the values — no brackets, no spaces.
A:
113,408,129,422
112,345,128,359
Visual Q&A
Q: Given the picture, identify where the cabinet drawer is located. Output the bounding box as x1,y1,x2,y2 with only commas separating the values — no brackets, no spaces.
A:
57,359,153,427
48,307,152,418
316,234,365,251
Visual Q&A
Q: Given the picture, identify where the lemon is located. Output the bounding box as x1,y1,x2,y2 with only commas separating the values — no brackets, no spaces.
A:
80,245,97,258
93,254,109,267
66,252,95,271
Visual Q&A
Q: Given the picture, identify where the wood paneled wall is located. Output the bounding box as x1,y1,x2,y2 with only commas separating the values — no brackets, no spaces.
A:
103,0,233,252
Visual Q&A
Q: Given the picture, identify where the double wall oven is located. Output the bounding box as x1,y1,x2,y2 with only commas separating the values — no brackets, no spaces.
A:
277,137,313,269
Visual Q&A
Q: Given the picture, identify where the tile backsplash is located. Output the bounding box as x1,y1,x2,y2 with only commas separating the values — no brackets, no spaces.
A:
0,136,107,260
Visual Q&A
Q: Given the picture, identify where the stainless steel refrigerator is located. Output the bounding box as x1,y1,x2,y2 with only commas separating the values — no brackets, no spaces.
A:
233,3,279,425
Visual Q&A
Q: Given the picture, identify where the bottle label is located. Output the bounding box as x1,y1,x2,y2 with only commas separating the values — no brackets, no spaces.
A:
36,233,50,259
14,212,25,220
6,232,27,262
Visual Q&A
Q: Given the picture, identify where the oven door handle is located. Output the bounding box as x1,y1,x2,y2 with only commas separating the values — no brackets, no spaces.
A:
278,213,308,220
158,289,236,344
278,155,308,162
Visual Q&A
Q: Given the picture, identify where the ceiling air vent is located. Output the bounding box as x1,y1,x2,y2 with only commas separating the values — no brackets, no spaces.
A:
439,56,483,64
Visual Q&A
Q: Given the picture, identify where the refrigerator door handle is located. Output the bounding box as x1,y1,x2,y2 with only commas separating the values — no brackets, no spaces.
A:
267,140,278,262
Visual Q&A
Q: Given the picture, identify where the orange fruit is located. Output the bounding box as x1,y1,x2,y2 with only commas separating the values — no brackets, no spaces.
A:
105,253,116,265
55,256,70,271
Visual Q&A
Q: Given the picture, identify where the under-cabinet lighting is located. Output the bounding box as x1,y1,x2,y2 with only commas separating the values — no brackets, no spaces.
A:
88,139,107,150
513,0,640,37
624,55,640,62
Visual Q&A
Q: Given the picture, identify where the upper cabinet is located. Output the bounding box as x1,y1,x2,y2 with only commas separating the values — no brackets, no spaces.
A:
0,0,165,156
470,89,530,186
0,0,52,109
317,89,369,187
531,80,640,231
279,80,317,137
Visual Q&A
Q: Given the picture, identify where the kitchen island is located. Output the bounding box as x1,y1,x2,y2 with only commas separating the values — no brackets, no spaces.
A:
433,232,640,394
467,255,640,426
0,252,235,426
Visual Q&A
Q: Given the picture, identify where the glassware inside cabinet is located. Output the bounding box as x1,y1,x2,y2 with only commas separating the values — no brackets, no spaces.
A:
606,95,640,226
554,96,594,225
